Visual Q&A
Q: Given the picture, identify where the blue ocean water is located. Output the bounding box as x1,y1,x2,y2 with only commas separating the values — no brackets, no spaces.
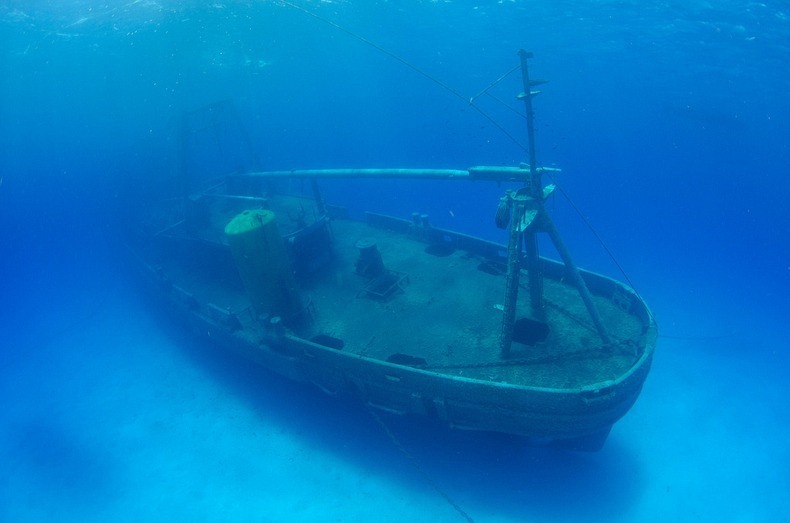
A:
1,1,788,521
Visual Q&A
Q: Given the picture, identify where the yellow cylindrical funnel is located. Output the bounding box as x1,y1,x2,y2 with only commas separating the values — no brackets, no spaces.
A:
225,209,301,320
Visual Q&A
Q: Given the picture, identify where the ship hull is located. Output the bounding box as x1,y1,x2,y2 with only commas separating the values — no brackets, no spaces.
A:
130,207,656,451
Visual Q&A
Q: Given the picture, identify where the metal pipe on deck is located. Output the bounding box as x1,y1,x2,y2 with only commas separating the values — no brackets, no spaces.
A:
240,168,470,180
236,166,559,183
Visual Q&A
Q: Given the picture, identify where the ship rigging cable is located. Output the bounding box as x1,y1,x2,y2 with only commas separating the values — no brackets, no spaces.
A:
277,0,525,152
278,0,648,313
367,407,475,523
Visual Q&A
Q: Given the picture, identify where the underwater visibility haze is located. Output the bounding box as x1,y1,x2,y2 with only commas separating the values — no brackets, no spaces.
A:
1,1,788,521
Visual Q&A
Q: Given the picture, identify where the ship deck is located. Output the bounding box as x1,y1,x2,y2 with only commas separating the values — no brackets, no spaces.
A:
144,191,648,391
309,218,643,388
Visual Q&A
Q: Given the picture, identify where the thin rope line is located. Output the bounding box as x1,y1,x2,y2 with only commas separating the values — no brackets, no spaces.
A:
550,180,649,309
469,63,521,103
484,90,528,119
279,0,647,312
279,0,465,99
278,0,527,152
368,407,475,523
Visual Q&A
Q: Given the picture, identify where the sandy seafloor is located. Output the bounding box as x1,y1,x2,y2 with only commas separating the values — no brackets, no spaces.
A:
1,235,787,523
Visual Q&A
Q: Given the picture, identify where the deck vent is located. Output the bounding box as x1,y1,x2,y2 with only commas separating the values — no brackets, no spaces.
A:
513,318,550,346
354,238,386,278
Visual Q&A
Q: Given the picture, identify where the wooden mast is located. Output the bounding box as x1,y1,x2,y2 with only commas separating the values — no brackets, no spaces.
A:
500,51,611,359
